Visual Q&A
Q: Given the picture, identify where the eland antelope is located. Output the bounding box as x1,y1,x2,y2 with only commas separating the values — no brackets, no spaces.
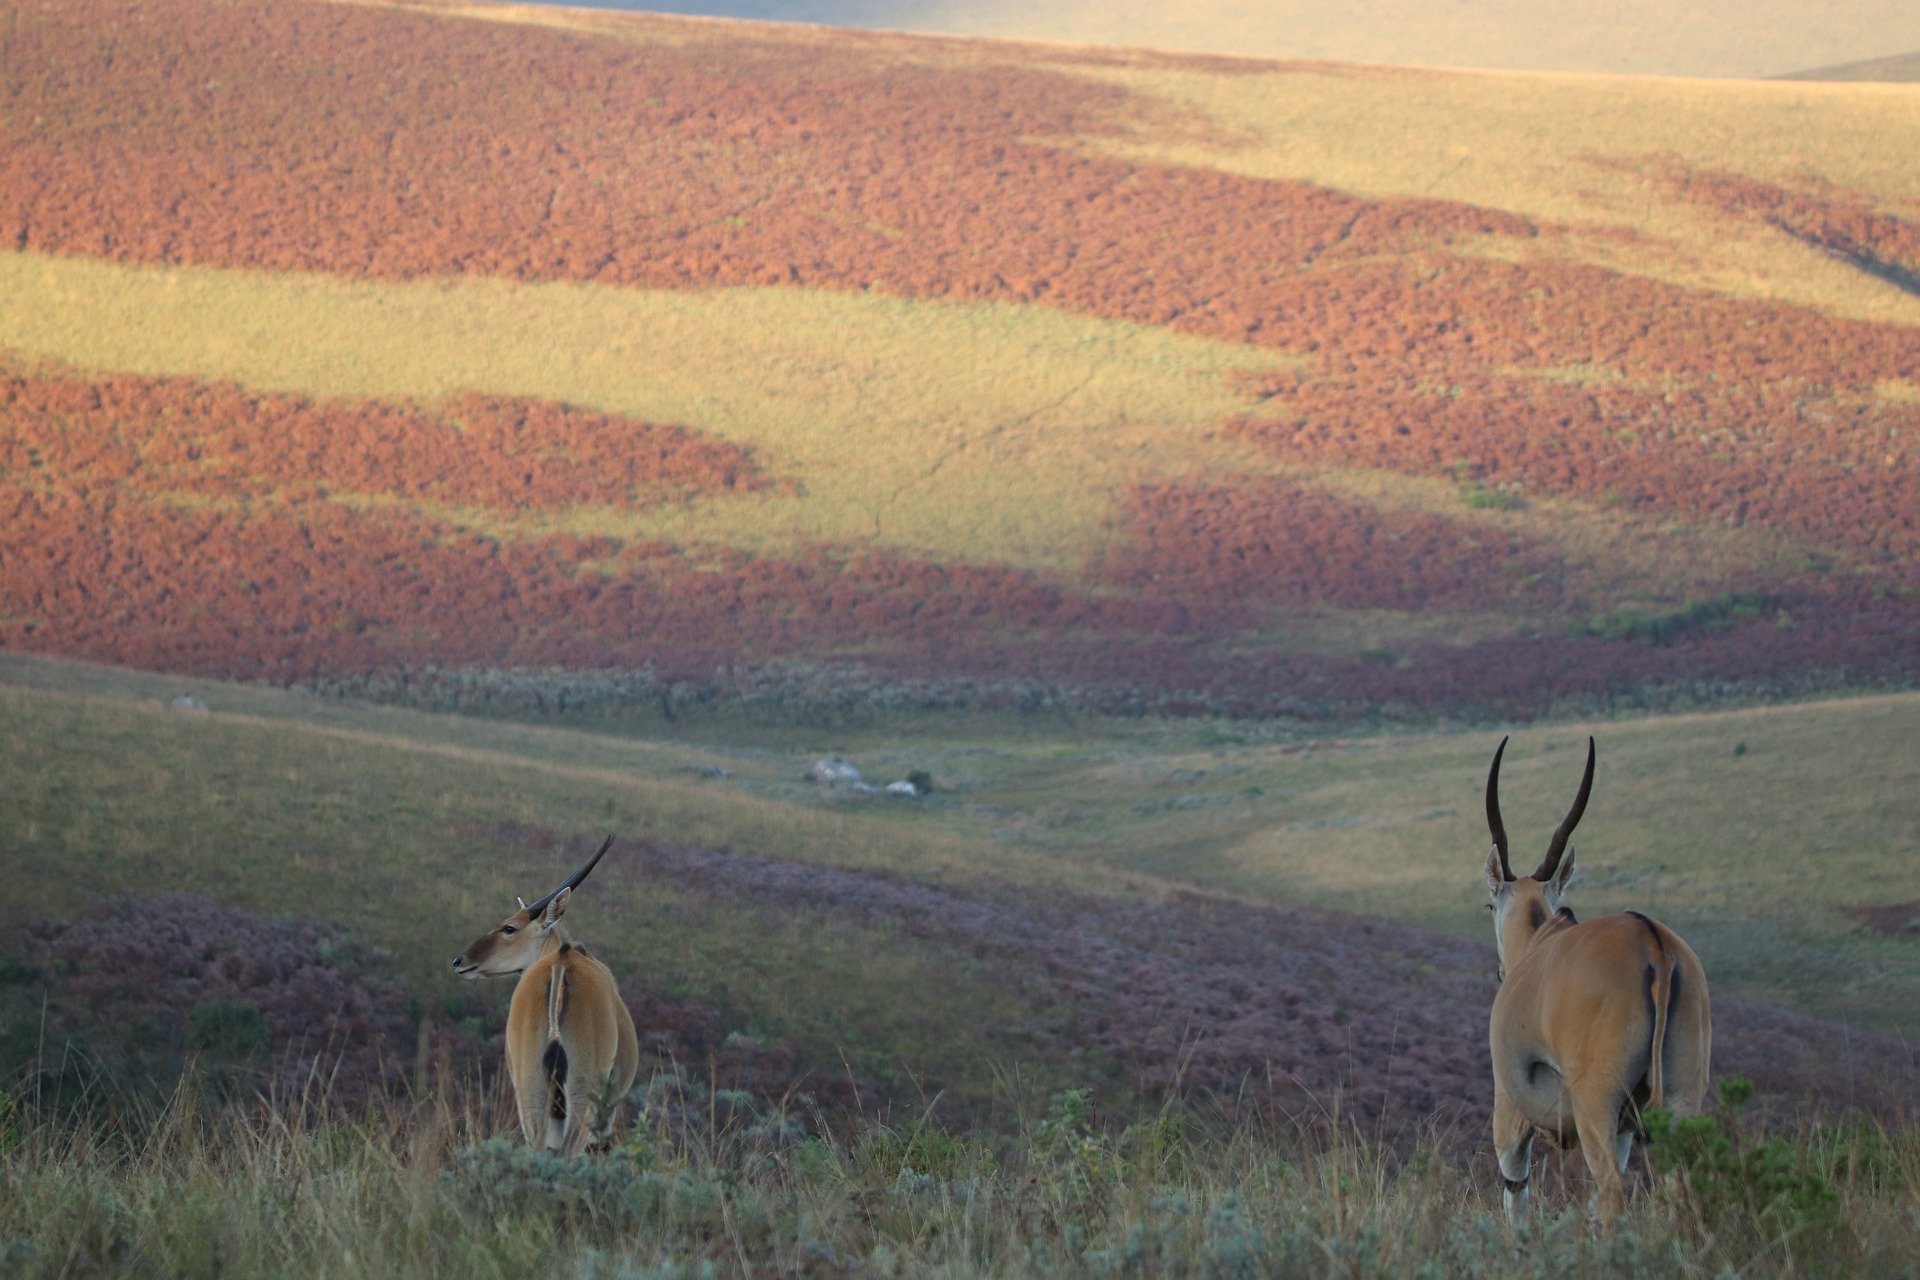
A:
453,836,640,1154
1483,737,1711,1224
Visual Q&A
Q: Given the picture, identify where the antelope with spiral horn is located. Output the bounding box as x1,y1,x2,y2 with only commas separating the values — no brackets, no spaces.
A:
1482,737,1712,1224
453,835,639,1154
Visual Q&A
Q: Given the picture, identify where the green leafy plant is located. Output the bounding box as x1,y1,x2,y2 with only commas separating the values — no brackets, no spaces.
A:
1031,1088,1118,1205
1460,484,1526,511
1644,1074,1841,1244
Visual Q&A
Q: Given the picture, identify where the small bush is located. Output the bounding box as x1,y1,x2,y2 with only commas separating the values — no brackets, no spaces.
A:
1031,1088,1118,1205
187,1000,269,1058
1460,484,1525,511
448,1139,674,1230
0,954,42,985
1645,1074,1841,1243
1577,591,1771,645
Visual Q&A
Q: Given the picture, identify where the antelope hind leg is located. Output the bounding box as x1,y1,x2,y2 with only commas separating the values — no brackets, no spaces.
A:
509,1059,549,1149
1493,1091,1534,1226
1572,1098,1629,1226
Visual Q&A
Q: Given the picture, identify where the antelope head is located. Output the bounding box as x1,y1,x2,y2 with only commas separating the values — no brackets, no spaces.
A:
452,836,613,979
1482,736,1594,978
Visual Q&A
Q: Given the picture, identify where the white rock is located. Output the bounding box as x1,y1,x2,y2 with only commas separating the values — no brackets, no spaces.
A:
170,695,207,711
806,757,862,784
884,780,921,797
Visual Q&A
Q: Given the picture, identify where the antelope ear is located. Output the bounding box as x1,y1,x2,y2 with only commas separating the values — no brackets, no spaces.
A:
1545,846,1577,904
1485,847,1507,897
539,886,572,929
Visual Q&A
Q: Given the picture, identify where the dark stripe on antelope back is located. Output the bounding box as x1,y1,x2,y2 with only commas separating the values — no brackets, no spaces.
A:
1626,910,1667,962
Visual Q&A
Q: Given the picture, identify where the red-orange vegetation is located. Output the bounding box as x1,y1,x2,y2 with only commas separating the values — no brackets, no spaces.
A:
1104,480,1562,613
7,1,1917,565
0,367,773,511
5,460,1918,716
1227,369,1920,577
4,0,1909,406
1633,160,1920,289
5,1,1920,709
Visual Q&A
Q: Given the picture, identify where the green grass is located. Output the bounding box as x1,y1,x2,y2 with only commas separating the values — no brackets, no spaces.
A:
2,1074,1917,1279
0,658,1125,1108
5,651,1919,1044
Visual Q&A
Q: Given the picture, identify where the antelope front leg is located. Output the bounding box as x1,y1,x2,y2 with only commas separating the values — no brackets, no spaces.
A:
1493,1090,1534,1226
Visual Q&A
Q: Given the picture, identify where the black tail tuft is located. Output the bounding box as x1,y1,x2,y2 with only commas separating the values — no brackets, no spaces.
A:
543,1040,569,1119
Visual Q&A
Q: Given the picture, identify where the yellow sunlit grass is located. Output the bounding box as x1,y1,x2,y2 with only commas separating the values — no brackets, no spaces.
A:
0,249,1294,573
362,0,1920,82
0,247,1823,628
1057,63,1920,326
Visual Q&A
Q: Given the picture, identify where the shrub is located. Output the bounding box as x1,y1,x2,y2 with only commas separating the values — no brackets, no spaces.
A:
186,1000,269,1058
1645,1074,1842,1243
447,1138,675,1230
1576,592,1771,645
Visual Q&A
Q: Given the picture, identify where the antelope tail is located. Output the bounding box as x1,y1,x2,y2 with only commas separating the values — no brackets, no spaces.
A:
546,951,570,1047
1628,912,1673,1114
543,951,572,1119
1645,955,1672,1112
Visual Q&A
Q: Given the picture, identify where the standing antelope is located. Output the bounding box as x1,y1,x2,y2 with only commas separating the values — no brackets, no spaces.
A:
453,836,640,1155
1483,737,1712,1224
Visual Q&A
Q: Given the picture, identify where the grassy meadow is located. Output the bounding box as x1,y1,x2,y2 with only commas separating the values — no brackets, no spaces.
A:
0,245,1815,635
6,651,1919,1044
2,5,1919,1268
7,1077,1920,1280
1066,60,1920,326
4,653,1920,1275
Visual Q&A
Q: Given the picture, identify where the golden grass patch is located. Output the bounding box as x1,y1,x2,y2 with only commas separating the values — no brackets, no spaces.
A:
0,249,1298,572
1055,63,1920,325
366,0,1920,81
0,249,1816,627
1120,696,1920,931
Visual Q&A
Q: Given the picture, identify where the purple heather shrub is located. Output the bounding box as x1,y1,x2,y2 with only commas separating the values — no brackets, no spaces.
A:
19,894,459,1106
506,828,1920,1147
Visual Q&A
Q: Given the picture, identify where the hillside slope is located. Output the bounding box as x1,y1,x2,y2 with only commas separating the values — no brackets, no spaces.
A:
0,0,1917,715
4,655,1914,1126
1781,52,1920,82
543,0,1920,79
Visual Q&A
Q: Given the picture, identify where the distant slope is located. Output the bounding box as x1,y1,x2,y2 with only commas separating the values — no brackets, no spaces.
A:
1,0,1917,715
1779,51,1920,81
536,0,1920,79
4,654,1916,1121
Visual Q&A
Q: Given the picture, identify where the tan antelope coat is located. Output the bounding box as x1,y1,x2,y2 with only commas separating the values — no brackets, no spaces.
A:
1483,738,1713,1223
453,837,640,1154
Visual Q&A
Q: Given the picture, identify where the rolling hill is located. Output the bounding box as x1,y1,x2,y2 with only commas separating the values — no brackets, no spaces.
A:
1781,51,1920,82
5,652,1915,1128
1,0,1917,717
539,0,1920,80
